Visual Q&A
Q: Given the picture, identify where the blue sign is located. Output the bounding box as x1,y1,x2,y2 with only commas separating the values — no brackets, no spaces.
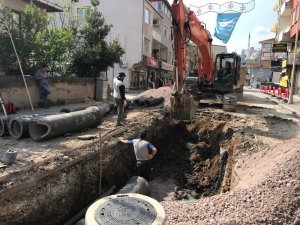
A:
213,13,241,44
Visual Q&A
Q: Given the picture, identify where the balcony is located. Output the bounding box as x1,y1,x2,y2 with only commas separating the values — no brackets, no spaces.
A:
261,48,272,52
279,0,292,17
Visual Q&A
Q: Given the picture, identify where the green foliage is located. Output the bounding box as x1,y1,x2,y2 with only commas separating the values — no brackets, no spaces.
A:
0,0,124,77
67,5,125,77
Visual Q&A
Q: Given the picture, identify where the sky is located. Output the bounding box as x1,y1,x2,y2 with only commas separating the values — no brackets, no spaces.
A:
167,0,278,54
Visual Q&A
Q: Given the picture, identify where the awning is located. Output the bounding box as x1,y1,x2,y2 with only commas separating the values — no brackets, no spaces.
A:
272,0,280,11
22,0,63,12
270,21,279,33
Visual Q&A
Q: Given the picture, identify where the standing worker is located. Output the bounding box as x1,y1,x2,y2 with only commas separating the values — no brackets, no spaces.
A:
120,129,157,181
35,64,51,109
113,72,127,126
279,69,289,93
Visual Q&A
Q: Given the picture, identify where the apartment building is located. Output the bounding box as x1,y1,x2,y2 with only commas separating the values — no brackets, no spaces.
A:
271,0,300,96
259,38,275,68
78,0,174,89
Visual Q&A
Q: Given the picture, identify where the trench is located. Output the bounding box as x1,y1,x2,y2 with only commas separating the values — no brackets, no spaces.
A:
0,113,241,225
147,115,235,201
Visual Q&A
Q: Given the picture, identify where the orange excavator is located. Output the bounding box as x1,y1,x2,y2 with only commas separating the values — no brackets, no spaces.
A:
170,0,245,120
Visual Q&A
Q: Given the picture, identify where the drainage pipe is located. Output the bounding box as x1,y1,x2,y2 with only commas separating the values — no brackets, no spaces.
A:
63,185,117,225
29,106,103,141
0,116,12,137
133,96,153,106
60,103,114,117
116,176,151,196
8,114,48,139
144,97,164,107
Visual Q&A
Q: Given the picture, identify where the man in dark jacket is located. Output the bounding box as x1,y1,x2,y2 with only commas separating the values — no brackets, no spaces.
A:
113,72,126,126
35,64,51,109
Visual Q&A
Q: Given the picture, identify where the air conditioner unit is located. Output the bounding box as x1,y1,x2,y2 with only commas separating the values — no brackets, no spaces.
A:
119,61,127,68
153,19,160,27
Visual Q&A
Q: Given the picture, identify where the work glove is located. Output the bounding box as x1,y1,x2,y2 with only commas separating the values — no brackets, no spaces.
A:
118,137,123,142
146,154,153,160
123,100,127,107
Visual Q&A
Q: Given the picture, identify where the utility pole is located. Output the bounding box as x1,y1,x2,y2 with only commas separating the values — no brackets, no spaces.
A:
288,1,300,104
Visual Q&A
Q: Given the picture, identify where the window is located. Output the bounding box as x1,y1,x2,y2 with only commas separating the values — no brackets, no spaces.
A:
78,8,89,21
145,8,150,24
263,52,271,57
264,43,272,48
164,26,167,37
144,37,150,53
152,2,162,11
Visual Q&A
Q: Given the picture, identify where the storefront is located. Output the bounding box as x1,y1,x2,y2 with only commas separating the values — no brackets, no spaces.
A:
160,62,174,85
287,52,300,96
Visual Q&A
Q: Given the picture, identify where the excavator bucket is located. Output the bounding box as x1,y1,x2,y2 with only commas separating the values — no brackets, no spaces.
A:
170,91,198,121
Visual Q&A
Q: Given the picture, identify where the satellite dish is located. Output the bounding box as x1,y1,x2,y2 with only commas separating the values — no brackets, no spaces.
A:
283,26,290,33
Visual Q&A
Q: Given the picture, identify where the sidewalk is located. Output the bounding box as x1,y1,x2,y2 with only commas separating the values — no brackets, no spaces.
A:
243,87,300,115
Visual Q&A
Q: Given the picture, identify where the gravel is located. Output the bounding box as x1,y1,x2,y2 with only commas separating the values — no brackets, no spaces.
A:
161,138,300,224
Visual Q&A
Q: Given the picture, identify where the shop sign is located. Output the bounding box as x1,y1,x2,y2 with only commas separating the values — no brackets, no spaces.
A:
281,60,287,68
272,43,287,52
144,56,159,68
161,62,174,71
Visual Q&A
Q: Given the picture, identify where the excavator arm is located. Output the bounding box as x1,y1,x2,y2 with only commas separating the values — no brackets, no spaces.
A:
171,0,214,120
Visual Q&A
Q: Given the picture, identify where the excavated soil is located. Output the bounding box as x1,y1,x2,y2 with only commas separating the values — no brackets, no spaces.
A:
1,88,300,224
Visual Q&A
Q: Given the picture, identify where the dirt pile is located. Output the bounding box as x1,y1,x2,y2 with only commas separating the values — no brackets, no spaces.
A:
161,138,300,224
131,86,172,108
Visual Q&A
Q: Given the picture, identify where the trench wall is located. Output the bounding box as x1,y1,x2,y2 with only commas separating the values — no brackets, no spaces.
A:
0,76,95,109
0,143,136,225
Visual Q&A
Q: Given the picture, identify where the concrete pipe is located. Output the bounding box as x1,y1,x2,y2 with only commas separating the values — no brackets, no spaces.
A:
0,116,12,137
29,106,103,141
144,97,164,107
8,115,42,139
60,106,88,113
133,96,153,106
94,103,114,117
116,176,151,196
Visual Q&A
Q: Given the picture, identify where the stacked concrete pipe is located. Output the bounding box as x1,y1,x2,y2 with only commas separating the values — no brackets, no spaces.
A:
0,116,12,137
144,97,164,107
133,96,153,106
29,106,103,141
8,114,47,139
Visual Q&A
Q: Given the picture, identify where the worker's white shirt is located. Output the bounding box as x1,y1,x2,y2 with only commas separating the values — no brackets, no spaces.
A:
113,77,123,99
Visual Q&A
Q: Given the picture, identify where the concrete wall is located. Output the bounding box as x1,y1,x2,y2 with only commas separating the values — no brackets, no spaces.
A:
0,76,95,109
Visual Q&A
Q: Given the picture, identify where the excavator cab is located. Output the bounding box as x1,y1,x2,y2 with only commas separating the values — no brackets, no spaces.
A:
213,53,241,91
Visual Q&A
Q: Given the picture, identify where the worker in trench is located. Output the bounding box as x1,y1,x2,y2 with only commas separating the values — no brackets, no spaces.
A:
119,129,157,182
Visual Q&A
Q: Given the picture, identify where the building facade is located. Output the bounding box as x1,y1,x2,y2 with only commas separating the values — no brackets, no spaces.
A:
79,0,174,90
259,38,275,68
271,0,300,96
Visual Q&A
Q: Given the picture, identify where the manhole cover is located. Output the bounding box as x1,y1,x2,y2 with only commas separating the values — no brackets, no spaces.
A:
95,196,157,225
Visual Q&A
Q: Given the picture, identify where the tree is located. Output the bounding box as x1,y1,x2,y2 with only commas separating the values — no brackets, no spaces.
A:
67,1,125,77
0,1,73,75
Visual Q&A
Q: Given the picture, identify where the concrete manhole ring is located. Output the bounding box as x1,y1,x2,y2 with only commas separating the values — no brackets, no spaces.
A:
95,196,157,224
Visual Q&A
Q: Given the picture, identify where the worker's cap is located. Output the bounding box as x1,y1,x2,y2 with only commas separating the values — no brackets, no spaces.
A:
118,72,126,77
282,69,286,74
139,129,147,139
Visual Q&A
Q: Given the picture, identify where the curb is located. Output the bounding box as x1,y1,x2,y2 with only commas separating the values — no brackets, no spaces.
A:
265,96,298,115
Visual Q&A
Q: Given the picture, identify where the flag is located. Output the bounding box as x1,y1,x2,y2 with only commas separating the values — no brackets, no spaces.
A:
213,13,242,44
